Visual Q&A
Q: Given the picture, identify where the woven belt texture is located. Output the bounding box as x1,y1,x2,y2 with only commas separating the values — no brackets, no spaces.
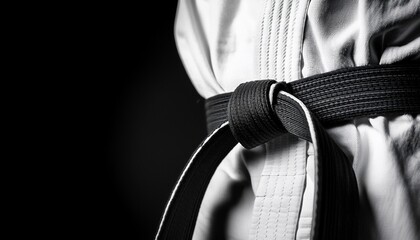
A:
156,63,420,240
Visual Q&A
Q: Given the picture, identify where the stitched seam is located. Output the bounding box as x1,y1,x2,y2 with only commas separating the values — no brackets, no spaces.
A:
287,1,297,82
290,0,300,81
255,196,263,238
257,146,273,239
258,0,269,78
267,143,278,239
277,136,290,238
255,178,266,238
268,155,278,239
290,140,299,238
273,0,284,80
272,139,286,239
265,0,276,79
264,151,272,239
281,1,292,82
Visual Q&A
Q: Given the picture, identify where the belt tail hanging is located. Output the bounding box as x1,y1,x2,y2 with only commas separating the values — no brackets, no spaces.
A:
155,63,420,240
276,92,359,240
155,123,237,239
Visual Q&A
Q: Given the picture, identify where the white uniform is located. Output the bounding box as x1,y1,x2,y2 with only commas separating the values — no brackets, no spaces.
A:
174,0,420,239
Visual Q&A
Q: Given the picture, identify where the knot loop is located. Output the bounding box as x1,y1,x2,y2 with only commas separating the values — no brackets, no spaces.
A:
227,80,287,149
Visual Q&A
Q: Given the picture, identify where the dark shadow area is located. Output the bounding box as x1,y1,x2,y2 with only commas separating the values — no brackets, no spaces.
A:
69,2,207,239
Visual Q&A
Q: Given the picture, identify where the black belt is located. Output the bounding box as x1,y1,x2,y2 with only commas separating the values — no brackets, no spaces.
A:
156,64,420,240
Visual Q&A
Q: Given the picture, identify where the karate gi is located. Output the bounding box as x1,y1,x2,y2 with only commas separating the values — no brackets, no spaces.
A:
173,0,420,239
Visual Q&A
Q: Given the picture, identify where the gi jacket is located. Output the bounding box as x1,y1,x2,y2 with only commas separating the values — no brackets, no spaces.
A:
173,0,420,239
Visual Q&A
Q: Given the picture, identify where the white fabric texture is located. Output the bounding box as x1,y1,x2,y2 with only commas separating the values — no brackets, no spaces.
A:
174,0,420,239
249,136,307,240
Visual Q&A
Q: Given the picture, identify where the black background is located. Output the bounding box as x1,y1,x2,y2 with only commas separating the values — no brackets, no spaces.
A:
69,2,206,239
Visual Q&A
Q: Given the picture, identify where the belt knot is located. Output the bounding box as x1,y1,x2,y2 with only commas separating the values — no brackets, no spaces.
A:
227,80,290,149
